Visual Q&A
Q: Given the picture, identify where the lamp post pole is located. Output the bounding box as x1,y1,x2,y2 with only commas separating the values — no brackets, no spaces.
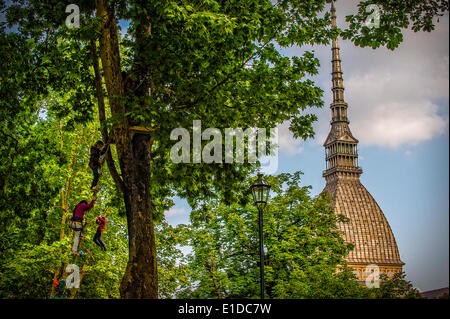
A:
250,173,270,300
258,205,265,300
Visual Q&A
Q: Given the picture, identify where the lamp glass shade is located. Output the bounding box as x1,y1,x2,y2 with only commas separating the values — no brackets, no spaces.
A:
251,174,271,210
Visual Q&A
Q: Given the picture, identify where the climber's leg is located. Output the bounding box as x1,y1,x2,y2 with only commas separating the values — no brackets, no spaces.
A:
91,166,99,190
72,229,81,254
93,229,106,251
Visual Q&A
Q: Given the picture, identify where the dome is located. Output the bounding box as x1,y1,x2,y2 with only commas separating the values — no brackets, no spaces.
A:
324,179,404,267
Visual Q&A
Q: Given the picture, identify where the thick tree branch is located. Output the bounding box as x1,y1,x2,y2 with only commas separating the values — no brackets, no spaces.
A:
204,251,223,299
96,0,126,126
90,38,125,193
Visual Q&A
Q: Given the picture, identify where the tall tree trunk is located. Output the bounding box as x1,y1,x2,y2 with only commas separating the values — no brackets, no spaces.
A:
119,134,158,298
96,0,158,298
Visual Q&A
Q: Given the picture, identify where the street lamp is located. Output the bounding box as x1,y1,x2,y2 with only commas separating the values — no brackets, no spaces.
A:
250,173,271,299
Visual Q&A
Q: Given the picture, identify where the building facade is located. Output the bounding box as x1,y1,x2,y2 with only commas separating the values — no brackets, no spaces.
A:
322,2,404,281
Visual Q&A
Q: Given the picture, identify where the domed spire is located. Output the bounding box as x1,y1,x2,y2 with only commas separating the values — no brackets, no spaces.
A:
331,0,337,27
322,1,404,280
330,0,347,122
323,1,361,180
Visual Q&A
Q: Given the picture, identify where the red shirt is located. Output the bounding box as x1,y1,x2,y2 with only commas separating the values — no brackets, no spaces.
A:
73,200,95,219
96,216,106,233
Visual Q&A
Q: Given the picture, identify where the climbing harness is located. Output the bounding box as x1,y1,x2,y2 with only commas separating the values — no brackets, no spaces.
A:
68,216,83,231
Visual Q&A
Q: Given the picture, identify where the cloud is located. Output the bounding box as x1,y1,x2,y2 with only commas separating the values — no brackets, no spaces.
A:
350,100,448,148
315,2,449,148
277,121,304,155
165,207,188,217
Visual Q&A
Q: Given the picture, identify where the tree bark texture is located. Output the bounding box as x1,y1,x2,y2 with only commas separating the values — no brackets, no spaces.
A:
96,0,158,298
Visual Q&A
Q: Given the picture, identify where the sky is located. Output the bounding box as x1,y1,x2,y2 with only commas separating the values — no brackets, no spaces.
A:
165,1,449,292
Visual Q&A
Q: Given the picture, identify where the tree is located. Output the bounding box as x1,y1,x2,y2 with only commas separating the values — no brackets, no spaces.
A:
2,0,447,298
370,272,422,299
342,0,449,49
155,221,192,298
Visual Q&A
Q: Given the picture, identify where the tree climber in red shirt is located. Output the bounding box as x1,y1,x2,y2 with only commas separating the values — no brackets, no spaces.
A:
93,213,107,251
69,196,96,255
